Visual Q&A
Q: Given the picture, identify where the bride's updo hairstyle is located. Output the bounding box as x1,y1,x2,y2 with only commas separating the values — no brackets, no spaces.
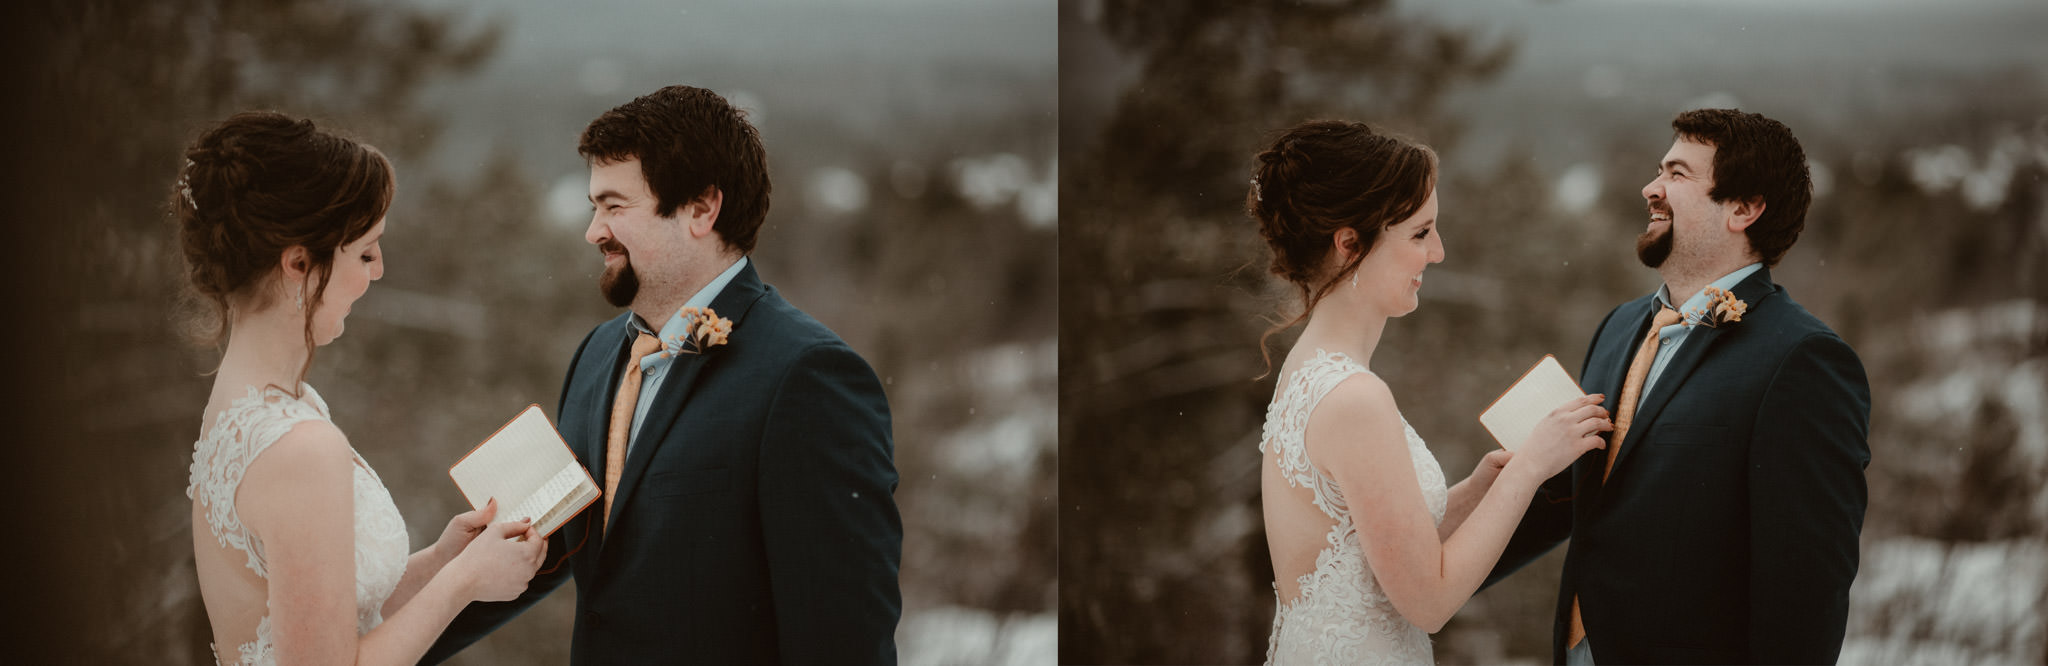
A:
171,111,393,384
1248,120,1437,370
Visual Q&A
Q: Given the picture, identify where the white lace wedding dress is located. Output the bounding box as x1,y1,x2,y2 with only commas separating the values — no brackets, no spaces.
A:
1261,350,1448,665
187,384,409,665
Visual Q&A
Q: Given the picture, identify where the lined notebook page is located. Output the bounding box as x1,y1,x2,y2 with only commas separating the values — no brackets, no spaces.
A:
1478,355,1588,451
449,405,597,538
505,464,584,525
533,477,600,537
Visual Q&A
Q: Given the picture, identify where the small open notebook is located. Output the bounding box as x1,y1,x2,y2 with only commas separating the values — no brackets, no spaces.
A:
448,405,599,539
1478,355,1589,451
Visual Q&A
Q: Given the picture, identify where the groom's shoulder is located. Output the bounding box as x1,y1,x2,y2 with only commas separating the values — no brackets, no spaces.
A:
1728,287,1869,396
739,284,867,364
1751,286,1848,346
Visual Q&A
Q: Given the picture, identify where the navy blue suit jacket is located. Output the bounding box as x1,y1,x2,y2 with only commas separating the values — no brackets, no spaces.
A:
1483,269,1871,664
425,261,902,665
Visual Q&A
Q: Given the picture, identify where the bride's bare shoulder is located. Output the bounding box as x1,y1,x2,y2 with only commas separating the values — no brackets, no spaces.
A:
237,420,355,525
1304,371,1404,455
1318,370,1397,417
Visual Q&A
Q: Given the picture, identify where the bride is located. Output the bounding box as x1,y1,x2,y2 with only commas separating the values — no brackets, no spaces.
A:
1248,120,1611,664
176,112,546,664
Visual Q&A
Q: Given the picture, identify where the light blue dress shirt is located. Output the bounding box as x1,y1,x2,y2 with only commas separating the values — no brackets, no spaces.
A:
621,255,749,453
1640,262,1763,398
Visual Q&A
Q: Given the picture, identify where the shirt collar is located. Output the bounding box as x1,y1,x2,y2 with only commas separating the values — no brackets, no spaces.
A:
1655,262,1762,320
629,255,749,345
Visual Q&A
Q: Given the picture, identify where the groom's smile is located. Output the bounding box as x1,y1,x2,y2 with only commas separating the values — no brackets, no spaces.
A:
600,239,629,265
596,237,640,307
1636,209,1675,268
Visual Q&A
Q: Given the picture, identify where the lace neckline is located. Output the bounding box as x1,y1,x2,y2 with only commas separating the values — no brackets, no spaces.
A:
1265,348,1371,517
1292,347,1364,379
188,382,332,579
201,383,320,441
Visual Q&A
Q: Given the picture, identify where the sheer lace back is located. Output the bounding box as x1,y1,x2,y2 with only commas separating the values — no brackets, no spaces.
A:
1260,350,1448,665
187,384,410,665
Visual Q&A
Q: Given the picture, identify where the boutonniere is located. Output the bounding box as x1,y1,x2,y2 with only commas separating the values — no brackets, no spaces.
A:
655,306,733,359
1684,287,1747,328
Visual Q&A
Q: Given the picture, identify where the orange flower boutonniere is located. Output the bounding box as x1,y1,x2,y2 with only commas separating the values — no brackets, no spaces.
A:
656,306,734,359
1684,287,1747,328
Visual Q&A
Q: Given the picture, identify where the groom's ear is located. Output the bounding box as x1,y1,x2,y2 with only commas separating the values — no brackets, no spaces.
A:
1725,195,1765,233
682,185,724,239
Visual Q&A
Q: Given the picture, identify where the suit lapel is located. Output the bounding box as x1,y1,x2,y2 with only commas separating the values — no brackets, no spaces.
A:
1604,269,1779,481
1591,299,1656,398
601,262,770,553
1580,297,1654,503
583,316,632,490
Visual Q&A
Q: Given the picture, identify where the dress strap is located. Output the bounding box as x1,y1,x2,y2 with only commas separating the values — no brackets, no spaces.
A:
1263,350,1373,520
186,384,331,578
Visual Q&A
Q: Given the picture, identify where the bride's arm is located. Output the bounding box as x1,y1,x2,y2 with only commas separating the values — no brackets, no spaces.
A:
240,423,379,663
383,540,459,617
385,500,498,616
385,549,453,617
1438,449,1511,541
240,423,540,666
1310,377,1604,633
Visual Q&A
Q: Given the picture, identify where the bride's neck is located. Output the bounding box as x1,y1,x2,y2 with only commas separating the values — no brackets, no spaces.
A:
215,307,313,394
1298,301,1388,367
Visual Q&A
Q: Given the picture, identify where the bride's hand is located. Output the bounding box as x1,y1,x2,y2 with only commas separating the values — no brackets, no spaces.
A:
434,497,498,562
1467,448,1513,487
1505,394,1611,482
452,519,547,602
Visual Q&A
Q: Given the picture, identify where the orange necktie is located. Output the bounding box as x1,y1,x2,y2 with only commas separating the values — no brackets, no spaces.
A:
603,332,663,531
1570,305,1681,649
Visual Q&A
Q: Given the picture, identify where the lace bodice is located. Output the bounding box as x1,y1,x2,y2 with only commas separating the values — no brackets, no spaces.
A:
1260,350,1448,665
187,384,409,665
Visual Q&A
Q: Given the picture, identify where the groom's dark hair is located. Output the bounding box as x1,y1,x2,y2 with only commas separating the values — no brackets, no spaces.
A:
580,85,772,254
1671,109,1811,268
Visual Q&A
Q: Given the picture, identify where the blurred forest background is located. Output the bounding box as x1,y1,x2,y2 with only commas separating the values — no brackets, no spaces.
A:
6,0,1054,663
1059,0,2046,664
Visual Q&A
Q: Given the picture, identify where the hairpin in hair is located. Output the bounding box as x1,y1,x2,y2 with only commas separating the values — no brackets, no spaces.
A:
179,159,198,212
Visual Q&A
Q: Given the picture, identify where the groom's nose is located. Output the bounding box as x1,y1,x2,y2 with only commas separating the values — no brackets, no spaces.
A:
585,216,610,246
1641,176,1662,202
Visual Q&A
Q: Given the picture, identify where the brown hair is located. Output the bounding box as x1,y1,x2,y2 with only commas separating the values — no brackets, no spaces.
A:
578,85,772,255
172,111,394,390
1248,120,1438,372
1670,109,1811,268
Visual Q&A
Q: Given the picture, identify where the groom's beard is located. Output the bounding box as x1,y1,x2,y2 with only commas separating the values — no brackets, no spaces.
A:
599,242,640,308
1637,222,1674,268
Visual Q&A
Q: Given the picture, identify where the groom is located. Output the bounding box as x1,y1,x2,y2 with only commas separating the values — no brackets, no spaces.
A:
424,85,902,663
1484,109,1871,664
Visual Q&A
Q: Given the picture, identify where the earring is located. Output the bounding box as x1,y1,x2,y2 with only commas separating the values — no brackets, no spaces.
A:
295,292,304,312
1351,271,1358,288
